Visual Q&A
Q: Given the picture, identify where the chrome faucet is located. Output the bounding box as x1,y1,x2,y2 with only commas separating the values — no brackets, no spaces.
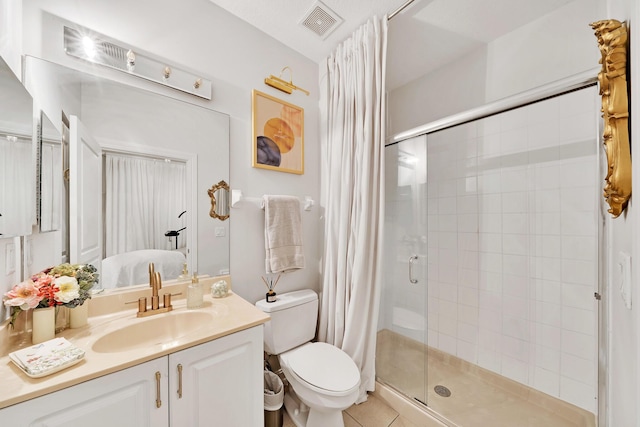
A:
137,263,173,317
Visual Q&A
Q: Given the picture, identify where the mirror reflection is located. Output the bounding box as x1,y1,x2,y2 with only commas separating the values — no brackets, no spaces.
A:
208,180,230,221
24,56,230,290
38,112,63,233
0,57,35,237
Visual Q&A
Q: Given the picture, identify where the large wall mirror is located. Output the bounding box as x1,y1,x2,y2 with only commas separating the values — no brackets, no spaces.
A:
0,57,35,238
24,56,230,290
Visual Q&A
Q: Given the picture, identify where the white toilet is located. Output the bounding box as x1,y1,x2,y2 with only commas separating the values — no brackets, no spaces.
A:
256,289,360,427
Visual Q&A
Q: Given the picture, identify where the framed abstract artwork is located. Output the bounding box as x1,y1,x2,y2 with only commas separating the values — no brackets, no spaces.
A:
252,89,304,174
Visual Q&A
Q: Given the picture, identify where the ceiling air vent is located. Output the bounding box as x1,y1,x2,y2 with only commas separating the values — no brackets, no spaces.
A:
300,1,343,39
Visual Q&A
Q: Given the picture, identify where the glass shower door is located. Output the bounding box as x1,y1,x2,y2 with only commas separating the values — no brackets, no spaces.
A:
377,134,429,406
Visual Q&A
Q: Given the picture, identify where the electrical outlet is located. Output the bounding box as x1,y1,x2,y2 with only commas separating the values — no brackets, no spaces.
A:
215,227,226,237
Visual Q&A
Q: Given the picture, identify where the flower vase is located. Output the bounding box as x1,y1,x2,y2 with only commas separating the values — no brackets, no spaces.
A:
69,302,89,328
55,306,69,333
32,306,55,344
7,309,32,347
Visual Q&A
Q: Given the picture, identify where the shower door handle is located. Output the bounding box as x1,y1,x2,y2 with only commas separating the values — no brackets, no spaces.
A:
409,255,418,284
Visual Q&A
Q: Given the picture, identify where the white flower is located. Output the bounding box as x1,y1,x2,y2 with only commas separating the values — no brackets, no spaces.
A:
54,276,80,303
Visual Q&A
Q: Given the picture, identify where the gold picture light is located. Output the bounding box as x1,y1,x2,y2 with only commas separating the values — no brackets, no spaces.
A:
265,66,309,95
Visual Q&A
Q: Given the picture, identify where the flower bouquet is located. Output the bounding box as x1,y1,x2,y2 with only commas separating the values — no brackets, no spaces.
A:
3,263,99,328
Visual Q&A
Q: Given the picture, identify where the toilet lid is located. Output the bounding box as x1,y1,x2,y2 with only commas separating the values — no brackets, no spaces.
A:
286,342,360,392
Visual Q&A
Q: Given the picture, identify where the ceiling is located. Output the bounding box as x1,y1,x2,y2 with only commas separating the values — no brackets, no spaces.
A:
208,0,576,90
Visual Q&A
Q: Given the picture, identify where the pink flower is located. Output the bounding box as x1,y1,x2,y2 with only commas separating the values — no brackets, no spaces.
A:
32,273,53,287
4,280,43,310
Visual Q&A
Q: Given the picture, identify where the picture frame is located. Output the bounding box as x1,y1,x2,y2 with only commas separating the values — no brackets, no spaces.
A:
252,89,304,174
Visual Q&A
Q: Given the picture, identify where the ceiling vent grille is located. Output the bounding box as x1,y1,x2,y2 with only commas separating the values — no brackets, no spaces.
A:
300,1,343,39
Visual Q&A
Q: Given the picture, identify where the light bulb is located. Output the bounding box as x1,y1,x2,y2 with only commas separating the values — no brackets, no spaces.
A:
82,36,97,59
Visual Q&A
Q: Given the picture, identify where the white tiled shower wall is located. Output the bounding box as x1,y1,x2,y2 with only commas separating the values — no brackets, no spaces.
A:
384,87,599,412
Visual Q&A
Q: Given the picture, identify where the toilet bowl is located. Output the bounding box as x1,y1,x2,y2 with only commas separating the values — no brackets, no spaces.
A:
256,290,361,427
280,342,360,426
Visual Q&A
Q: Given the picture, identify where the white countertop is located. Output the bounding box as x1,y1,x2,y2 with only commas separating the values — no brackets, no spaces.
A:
0,278,269,409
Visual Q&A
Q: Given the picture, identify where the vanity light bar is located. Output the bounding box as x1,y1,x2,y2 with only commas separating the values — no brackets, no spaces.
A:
63,26,212,100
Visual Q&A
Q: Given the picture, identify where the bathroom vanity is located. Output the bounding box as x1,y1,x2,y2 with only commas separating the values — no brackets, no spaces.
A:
0,277,269,426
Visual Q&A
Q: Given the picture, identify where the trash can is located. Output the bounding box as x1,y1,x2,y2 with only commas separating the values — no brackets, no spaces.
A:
264,370,284,427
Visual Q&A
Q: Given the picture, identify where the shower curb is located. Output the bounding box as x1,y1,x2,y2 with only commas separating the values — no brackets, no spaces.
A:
373,381,453,427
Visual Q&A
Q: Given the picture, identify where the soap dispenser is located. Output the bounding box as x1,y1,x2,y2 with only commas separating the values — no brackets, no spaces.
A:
187,272,203,309
178,263,190,281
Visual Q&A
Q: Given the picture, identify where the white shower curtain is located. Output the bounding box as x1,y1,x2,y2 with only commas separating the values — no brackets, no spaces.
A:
0,136,32,234
104,154,186,257
318,16,387,403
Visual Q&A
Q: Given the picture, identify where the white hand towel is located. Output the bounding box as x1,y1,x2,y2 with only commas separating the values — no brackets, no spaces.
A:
263,195,305,273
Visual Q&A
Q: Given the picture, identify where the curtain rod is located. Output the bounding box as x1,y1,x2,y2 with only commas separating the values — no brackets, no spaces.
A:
388,0,417,20
0,131,31,141
104,150,186,164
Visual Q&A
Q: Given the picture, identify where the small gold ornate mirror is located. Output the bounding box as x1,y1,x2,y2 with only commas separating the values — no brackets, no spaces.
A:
208,180,230,221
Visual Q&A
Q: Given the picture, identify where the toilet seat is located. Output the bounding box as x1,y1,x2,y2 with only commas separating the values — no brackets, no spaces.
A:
281,342,360,396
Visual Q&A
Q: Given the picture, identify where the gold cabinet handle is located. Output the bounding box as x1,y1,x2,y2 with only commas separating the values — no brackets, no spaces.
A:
177,364,183,399
155,371,162,408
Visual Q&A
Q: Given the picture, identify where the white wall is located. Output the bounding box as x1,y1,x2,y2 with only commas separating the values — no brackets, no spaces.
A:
5,0,321,305
603,0,638,424
387,48,488,137
0,0,22,78
483,0,601,101
388,0,603,135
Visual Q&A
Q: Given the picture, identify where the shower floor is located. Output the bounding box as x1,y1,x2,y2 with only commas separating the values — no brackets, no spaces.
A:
376,329,595,427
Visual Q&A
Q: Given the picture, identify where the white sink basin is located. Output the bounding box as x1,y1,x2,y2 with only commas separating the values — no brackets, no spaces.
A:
92,311,214,353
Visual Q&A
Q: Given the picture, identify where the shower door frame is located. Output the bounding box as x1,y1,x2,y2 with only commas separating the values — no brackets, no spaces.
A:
383,66,607,427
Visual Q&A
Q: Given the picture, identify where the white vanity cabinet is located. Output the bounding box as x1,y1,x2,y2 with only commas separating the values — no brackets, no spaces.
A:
0,356,169,426
0,326,263,427
169,325,263,426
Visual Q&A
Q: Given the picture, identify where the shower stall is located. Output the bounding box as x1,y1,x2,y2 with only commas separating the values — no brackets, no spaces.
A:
377,84,603,426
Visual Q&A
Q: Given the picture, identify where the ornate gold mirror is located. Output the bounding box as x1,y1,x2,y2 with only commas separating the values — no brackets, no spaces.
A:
208,180,230,221
591,19,631,218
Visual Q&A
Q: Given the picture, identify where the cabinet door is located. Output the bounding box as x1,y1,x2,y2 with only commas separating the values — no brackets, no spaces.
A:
0,357,168,427
169,326,263,427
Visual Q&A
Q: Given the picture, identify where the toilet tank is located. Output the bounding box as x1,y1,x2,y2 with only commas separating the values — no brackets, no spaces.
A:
256,289,318,355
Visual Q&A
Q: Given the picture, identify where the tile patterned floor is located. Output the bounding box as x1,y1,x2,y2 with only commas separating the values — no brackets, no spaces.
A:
282,394,420,427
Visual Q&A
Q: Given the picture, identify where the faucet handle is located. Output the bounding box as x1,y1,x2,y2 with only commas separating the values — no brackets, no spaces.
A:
155,272,162,291
149,263,156,288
